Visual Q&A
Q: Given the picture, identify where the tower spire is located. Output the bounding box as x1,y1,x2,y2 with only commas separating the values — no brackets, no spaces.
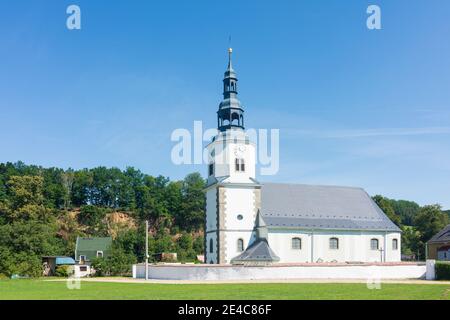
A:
217,47,245,132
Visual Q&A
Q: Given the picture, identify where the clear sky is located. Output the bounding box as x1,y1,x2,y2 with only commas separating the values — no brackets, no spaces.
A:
1,0,449,208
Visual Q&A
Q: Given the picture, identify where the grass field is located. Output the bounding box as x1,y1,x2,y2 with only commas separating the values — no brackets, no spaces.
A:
1,279,450,300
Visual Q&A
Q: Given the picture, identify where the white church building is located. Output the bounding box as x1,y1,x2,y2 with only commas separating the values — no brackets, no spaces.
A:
204,49,401,265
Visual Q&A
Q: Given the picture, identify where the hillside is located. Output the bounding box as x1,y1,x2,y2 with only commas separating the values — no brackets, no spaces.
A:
0,162,205,277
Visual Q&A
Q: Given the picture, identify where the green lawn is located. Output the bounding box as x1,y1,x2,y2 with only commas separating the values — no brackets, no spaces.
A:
0,279,449,300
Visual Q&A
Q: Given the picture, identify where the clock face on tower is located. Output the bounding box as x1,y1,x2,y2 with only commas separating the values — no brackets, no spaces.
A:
234,145,246,157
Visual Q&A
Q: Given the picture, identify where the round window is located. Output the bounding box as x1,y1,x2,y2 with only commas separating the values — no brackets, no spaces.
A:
237,214,244,221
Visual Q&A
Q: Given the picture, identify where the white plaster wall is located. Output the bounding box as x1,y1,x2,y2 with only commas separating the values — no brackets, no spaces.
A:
224,231,255,263
74,265,91,278
268,230,401,263
133,264,426,281
224,188,255,231
385,232,401,262
206,130,256,182
269,231,312,263
222,187,257,263
225,141,256,183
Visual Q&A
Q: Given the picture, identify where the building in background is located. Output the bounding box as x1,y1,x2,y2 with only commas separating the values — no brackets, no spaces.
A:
42,256,75,276
75,237,112,265
427,224,450,261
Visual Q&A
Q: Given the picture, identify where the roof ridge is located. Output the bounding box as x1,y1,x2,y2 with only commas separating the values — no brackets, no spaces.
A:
262,182,364,190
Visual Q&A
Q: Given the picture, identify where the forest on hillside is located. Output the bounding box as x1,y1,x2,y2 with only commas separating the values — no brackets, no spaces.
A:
0,162,205,277
0,161,448,277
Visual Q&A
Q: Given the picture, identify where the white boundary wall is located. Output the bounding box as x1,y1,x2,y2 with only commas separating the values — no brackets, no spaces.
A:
132,263,426,281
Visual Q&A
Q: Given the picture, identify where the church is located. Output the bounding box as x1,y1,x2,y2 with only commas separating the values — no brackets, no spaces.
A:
204,48,402,265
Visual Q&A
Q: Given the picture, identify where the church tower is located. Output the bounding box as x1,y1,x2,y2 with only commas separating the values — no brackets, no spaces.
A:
204,48,261,264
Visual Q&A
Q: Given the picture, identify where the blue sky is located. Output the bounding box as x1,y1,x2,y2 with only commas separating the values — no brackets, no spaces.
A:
0,0,449,208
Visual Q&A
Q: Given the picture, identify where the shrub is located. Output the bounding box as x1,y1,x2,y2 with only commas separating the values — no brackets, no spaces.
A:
91,248,136,277
435,262,450,280
55,265,74,277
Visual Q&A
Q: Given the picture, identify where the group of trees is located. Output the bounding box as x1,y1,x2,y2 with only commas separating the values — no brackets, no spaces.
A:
0,162,206,277
0,161,448,277
373,195,449,260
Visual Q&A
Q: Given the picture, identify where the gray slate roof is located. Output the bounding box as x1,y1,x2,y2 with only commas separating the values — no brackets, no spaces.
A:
231,240,280,264
260,183,401,232
429,224,450,243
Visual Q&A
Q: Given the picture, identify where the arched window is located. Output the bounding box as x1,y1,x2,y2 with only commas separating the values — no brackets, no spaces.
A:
292,238,302,250
371,239,379,250
231,112,240,125
392,239,398,250
329,238,339,250
235,159,245,172
237,239,244,252
209,239,213,253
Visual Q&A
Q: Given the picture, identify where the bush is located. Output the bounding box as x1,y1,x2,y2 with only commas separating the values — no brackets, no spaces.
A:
55,265,74,277
91,248,136,277
435,262,450,280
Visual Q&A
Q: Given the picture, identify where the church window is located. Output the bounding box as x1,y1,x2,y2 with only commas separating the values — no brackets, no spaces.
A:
209,239,213,253
292,238,302,250
208,163,214,176
329,238,339,250
237,214,243,221
235,159,245,172
237,239,244,252
392,239,398,250
371,239,379,250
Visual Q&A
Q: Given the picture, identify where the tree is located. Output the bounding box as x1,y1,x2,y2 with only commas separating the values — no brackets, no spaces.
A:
0,220,63,277
391,200,420,226
0,175,65,276
401,226,421,257
176,233,197,261
71,169,92,207
78,205,106,227
372,195,401,227
178,173,206,231
7,176,44,209
91,248,136,276
414,205,449,243
114,227,145,261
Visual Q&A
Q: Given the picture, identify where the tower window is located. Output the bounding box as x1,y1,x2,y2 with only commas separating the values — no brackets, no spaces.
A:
235,159,245,172
292,238,302,250
370,239,379,250
237,239,244,252
329,238,339,250
208,163,214,176
209,239,213,253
